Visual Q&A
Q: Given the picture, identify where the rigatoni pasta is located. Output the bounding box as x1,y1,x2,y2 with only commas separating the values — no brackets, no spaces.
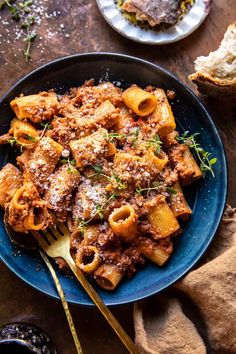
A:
0,80,216,290
122,86,157,116
10,91,58,123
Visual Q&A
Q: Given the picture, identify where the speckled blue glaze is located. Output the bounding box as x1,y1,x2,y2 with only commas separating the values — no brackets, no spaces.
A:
0,53,227,306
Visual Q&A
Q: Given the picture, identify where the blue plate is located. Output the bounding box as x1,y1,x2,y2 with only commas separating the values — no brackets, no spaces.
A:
0,53,227,306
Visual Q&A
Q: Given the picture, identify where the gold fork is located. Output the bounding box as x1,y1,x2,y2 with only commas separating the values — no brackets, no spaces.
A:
32,222,139,354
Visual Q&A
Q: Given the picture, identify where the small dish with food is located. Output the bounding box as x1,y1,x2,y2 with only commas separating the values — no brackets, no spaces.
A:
96,0,212,44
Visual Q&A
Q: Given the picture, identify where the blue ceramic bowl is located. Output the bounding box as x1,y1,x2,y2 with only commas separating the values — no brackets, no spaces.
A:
0,53,227,306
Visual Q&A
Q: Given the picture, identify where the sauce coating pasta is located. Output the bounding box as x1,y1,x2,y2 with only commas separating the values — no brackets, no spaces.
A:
0,80,204,290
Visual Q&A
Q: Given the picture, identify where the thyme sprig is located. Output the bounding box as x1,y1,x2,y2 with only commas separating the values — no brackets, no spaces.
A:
22,15,37,62
78,193,118,235
136,181,160,195
39,120,53,138
106,132,126,142
7,137,17,147
145,134,162,154
89,164,127,190
0,0,36,61
7,136,24,152
136,182,177,196
130,127,140,147
60,158,77,174
176,131,217,177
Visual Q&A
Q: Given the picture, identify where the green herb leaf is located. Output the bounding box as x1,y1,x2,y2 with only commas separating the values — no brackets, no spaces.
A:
176,132,217,177
7,137,17,147
112,173,127,190
166,187,178,195
146,134,162,154
40,121,52,130
91,164,103,174
26,134,36,142
130,127,140,147
135,181,160,195
106,132,125,142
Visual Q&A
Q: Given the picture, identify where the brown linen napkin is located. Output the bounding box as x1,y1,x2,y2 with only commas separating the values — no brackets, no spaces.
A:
134,205,236,354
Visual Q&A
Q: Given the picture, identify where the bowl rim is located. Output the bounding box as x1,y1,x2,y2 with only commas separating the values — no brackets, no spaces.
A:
0,52,228,306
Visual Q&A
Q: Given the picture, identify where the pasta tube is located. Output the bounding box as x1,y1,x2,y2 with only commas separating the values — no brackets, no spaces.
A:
21,137,63,192
0,163,23,208
10,92,58,123
169,181,192,220
11,118,38,147
44,165,80,221
139,238,173,266
8,182,49,232
181,148,203,185
75,100,120,137
144,147,168,171
149,89,176,136
109,205,138,243
94,264,123,290
70,128,115,168
122,86,157,117
148,195,180,238
75,245,100,273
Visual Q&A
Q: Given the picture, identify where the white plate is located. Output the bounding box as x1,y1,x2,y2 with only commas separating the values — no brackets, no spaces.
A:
96,0,212,44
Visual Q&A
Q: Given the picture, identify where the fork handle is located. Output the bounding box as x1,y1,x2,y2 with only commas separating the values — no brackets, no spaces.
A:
66,256,139,354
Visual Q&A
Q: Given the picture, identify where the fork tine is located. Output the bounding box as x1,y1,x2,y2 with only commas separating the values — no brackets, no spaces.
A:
31,231,49,249
48,226,61,239
41,229,56,244
56,222,70,235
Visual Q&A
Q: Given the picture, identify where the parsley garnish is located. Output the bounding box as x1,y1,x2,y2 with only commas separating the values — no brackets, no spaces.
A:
176,131,217,177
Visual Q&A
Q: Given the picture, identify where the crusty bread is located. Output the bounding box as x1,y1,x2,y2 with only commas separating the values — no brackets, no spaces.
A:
189,22,236,98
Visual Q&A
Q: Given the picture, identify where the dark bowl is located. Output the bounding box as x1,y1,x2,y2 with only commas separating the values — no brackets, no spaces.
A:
0,53,227,306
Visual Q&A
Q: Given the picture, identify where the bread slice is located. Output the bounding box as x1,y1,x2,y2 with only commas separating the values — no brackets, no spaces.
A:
189,22,236,98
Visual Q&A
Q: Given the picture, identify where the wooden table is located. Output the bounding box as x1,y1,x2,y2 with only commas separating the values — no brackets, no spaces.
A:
0,1,235,353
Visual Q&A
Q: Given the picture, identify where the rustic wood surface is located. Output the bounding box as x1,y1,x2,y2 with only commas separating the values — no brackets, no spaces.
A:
0,1,235,353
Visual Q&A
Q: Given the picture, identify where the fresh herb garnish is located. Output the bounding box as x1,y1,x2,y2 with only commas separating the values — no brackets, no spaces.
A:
91,164,103,174
112,173,127,190
21,15,36,61
106,132,125,142
0,0,36,61
90,165,127,190
77,193,118,235
7,137,17,147
136,181,160,195
60,158,77,174
176,131,217,177
40,121,53,130
130,127,140,147
146,134,162,154
39,121,53,139
26,134,36,142
166,187,178,195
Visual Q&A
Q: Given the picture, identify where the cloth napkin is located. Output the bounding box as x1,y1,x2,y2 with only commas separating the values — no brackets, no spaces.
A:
134,205,236,354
